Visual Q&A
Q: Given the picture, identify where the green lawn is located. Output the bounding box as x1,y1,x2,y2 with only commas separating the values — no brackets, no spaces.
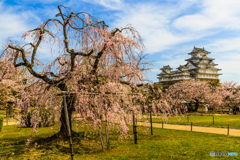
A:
145,114,240,129
0,122,240,159
0,109,5,116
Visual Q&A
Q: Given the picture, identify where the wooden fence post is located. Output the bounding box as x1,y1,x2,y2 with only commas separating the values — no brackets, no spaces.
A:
227,124,229,136
132,111,135,134
150,111,153,135
213,115,214,125
132,111,138,144
63,95,74,160
191,122,192,131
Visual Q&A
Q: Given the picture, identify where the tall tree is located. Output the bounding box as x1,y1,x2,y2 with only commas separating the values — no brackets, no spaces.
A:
166,79,211,112
221,81,240,114
1,5,150,139
0,55,32,116
204,86,225,113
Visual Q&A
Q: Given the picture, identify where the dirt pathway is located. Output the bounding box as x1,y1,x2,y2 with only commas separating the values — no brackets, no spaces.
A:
3,120,20,126
137,122,240,137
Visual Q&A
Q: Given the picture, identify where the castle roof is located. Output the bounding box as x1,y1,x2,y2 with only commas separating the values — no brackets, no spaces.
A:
188,46,211,55
185,57,214,61
160,65,172,71
195,62,218,66
177,65,188,70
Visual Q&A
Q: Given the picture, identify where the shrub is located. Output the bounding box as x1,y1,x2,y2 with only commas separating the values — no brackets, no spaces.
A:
25,108,55,128
0,115,3,132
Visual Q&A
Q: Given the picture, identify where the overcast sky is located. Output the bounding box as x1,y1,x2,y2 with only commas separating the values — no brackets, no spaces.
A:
1,0,240,83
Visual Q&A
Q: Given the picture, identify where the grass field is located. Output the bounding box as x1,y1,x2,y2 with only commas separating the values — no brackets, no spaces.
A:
0,122,240,159
142,114,240,129
0,110,6,117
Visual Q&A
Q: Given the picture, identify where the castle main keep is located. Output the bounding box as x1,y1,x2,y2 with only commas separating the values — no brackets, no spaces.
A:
157,47,222,89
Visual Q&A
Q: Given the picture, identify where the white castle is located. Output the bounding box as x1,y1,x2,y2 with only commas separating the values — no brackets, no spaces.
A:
157,47,222,89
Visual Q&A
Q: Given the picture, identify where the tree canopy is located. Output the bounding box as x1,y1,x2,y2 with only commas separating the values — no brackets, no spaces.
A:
1,5,162,141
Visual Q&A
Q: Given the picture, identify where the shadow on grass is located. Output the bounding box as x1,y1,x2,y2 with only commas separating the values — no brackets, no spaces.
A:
0,131,105,159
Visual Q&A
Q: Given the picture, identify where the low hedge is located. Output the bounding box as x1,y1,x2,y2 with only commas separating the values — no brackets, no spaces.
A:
25,108,55,128
0,115,3,132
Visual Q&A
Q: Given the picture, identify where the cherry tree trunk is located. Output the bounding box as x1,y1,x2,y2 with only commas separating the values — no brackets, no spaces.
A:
6,103,14,118
6,107,14,118
233,106,237,115
105,120,109,149
59,105,73,134
194,100,199,112
189,103,193,113
99,124,105,151
59,95,76,137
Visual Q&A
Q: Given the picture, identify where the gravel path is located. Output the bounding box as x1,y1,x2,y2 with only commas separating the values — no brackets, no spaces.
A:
3,120,20,126
137,122,240,137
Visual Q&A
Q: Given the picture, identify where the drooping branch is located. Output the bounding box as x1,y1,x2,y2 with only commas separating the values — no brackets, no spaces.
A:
110,27,128,36
57,5,73,55
44,19,63,28
57,57,68,66
45,72,61,78
75,49,94,57
6,45,68,86
8,45,28,64
0,66,8,80
120,80,143,87
29,28,43,67
91,44,107,75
